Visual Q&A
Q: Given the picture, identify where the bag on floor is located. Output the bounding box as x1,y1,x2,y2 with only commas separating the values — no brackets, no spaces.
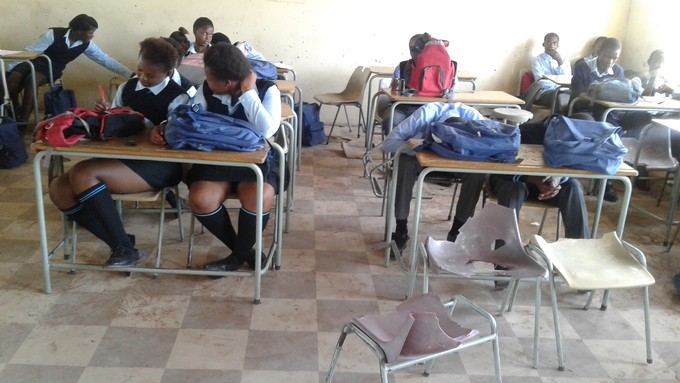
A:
165,104,265,152
298,102,325,146
43,86,77,118
0,117,28,169
406,37,456,97
416,119,520,162
543,115,627,175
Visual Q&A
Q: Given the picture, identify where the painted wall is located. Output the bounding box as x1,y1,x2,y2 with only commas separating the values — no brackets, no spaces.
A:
1,0,665,123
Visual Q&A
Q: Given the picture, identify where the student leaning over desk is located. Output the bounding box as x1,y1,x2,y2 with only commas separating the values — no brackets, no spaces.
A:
5,14,132,124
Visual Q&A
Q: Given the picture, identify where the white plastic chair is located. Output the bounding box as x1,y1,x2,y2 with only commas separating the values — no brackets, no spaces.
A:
325,293,501,383
526,232,655,370
314,66,371,144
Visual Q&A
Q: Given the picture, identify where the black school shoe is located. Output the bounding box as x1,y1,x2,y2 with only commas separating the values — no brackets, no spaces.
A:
245,249,267,271
390,231,410,259
203,253,244,273
604,181,618,202
105,246,140,268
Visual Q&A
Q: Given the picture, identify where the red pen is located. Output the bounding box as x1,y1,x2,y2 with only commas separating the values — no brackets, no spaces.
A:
98,85,106,103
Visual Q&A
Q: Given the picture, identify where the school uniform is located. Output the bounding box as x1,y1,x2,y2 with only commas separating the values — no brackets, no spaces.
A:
8,27,131,80
185,79,286,193
113,77,188,189
186,42,210,55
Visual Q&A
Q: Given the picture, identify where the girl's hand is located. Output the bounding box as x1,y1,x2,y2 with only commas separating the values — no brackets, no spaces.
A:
150,125,166,145
94,99,110,112
240,71,257,94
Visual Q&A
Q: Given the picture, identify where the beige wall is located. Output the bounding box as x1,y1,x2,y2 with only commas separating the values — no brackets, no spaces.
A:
1,0,670,123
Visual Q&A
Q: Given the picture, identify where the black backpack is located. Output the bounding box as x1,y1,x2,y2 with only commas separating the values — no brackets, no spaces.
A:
0,117,28,169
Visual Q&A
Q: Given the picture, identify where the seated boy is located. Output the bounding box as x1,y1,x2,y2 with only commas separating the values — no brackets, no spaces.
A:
383,102,486,254
531,32,571,112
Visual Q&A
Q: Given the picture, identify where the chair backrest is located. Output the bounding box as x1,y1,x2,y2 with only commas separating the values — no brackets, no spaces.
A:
338,66,371,102
521,81,547,111
519,70,534,97
425,204,547,280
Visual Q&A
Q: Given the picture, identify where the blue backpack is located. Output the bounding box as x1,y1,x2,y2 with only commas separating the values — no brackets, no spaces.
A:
165,104,265,152
416,119,520,163
0,117,28,169
43,86,77,118
297,102,326,146
249,59,278,80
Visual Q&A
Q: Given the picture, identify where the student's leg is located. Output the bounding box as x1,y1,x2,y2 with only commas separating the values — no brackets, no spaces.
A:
18,71,48,121
556,179,589,239
234,182,276,267
49,159,149,266
489,175,528,218
447,173,485,242
189,180,236,250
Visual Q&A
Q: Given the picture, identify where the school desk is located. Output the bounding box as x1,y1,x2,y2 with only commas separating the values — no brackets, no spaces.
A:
274,79,304,170
381,143,637,297
32,133,286,304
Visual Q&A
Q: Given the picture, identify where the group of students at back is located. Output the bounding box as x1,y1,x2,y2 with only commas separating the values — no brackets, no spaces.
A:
10,14,284,272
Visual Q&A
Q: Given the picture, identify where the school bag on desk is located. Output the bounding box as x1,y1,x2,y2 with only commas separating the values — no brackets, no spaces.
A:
406,36,456,97
543,115,627,175
415,118,520,163
586,77,643,104
164,104,265,152
0,117,28,169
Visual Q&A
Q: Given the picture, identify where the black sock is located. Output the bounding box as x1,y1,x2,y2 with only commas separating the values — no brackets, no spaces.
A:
395,219,408,235
194,205,236,250
233,208,270,257
63,203,116,248
76,182,133,250
447,218,465,241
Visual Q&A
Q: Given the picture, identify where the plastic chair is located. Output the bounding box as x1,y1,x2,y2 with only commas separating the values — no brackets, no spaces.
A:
314,66,371,144
325,293,502,383
526,232,655,371
416,204,548,316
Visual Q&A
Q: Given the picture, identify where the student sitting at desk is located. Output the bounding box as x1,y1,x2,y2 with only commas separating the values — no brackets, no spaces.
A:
5,14,132,124
531,32,570,112
161,37,197,97
186,17,214,55
186,43,283,273
48,38,189,268
383,102,486,255
573,35,607,70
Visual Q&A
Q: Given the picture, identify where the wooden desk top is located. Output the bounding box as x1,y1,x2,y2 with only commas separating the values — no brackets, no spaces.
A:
281,103,294,120
32,134,268,164
416,144,637,177
0,50,43,60
541,75,572,86
652,118,680,133
369,66,394,76
273,80,295,94
384,90,523,105
457,70,477,81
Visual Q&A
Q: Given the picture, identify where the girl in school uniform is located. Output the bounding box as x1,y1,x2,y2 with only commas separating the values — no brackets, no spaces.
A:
48,38,188,268
186,43,282,272
6,14,132,123
186,17,214,55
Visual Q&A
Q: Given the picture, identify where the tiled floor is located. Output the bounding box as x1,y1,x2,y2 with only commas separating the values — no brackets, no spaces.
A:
1,129,680,383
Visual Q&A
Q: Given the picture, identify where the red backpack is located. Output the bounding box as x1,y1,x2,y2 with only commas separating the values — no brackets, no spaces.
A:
406,39,456,97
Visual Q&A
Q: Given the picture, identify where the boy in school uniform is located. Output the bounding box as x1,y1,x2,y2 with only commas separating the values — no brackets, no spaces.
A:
5,14,132,123
383,102,487,254
186,43,284,273
48,38,188,267
531,32,571,112
186,17,214,55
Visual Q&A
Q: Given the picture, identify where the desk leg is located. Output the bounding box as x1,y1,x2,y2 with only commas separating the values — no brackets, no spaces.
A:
591,179,606,238
405,169,429,298
663,167,680,245
253,164,264,304
33,151,52,293
616,176,633,239
295,86,303,171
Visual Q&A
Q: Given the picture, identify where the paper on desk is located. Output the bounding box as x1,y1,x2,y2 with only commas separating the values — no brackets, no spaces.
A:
273,61,293,70
0,49,22,56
